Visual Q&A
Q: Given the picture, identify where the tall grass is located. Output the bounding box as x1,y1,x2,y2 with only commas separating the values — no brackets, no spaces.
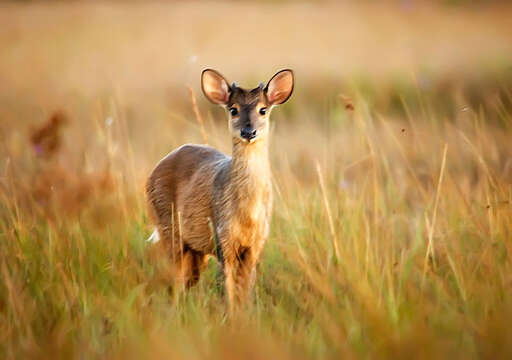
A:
1,2,512,358
1,72,511,358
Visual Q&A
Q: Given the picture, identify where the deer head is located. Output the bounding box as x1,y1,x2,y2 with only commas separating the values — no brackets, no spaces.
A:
201,69,294,144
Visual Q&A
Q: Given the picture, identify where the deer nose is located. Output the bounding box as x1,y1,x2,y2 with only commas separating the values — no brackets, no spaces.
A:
240,127,257,140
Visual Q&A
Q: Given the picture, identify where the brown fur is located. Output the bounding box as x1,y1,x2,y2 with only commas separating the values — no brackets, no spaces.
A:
146,69,293,310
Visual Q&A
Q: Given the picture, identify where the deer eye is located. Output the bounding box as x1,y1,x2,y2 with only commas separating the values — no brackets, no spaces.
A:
229,107,238,116
259,107,267,115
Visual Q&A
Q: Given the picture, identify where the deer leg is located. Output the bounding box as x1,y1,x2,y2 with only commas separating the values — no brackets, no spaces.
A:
234,247,256,304
175,250,193,291
175,249,208,290
223,246,256,313
223,263,236,313
188,251,209,288
247,266,257,302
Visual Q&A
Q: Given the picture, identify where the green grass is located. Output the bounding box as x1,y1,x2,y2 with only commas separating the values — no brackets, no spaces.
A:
1,79,512,358
1,2,512,357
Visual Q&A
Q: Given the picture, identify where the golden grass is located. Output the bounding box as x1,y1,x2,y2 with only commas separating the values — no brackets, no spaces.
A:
1,2,512,359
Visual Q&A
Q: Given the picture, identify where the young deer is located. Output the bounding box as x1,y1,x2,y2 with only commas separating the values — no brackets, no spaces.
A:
146,69,294,310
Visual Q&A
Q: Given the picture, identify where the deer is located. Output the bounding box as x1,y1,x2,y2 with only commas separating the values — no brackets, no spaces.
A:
145,69,294,311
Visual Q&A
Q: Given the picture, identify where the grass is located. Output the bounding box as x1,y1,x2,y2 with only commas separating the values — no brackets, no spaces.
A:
2,79,511,359
1,1,512,359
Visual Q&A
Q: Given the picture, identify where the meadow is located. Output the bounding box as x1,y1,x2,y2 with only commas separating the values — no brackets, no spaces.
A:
1,1,512,359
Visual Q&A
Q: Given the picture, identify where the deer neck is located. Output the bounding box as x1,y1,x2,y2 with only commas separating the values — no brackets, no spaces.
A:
229,139,271,205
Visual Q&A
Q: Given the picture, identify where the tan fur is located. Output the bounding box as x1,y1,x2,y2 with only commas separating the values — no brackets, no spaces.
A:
146,69,293,311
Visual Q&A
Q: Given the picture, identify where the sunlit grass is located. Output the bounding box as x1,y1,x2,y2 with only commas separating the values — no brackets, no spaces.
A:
1,78,511,358
1,2,512,358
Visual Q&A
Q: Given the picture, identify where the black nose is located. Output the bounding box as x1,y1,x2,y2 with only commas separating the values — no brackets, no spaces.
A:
240,127,257,140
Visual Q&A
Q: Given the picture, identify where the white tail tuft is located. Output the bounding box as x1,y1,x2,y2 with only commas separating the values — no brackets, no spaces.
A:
146,229,160,244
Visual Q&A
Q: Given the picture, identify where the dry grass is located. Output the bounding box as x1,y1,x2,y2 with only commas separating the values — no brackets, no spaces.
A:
1,1,512,359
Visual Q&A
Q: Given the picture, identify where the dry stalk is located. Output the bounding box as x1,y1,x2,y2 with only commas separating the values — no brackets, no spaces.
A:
187,86,208,144
316,161,340,262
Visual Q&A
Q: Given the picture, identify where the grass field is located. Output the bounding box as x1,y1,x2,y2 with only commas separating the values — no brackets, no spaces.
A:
1,1,512,359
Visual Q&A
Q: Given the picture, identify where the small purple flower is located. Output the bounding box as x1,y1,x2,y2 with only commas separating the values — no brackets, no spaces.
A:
339,180,350,190
33,144,43,155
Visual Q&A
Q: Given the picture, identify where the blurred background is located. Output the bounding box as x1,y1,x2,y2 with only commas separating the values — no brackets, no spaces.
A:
2,0,511,173
1,1,512,359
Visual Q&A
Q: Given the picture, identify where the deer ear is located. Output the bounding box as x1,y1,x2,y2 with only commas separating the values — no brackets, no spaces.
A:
201,69,231,105
265,69,294,105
